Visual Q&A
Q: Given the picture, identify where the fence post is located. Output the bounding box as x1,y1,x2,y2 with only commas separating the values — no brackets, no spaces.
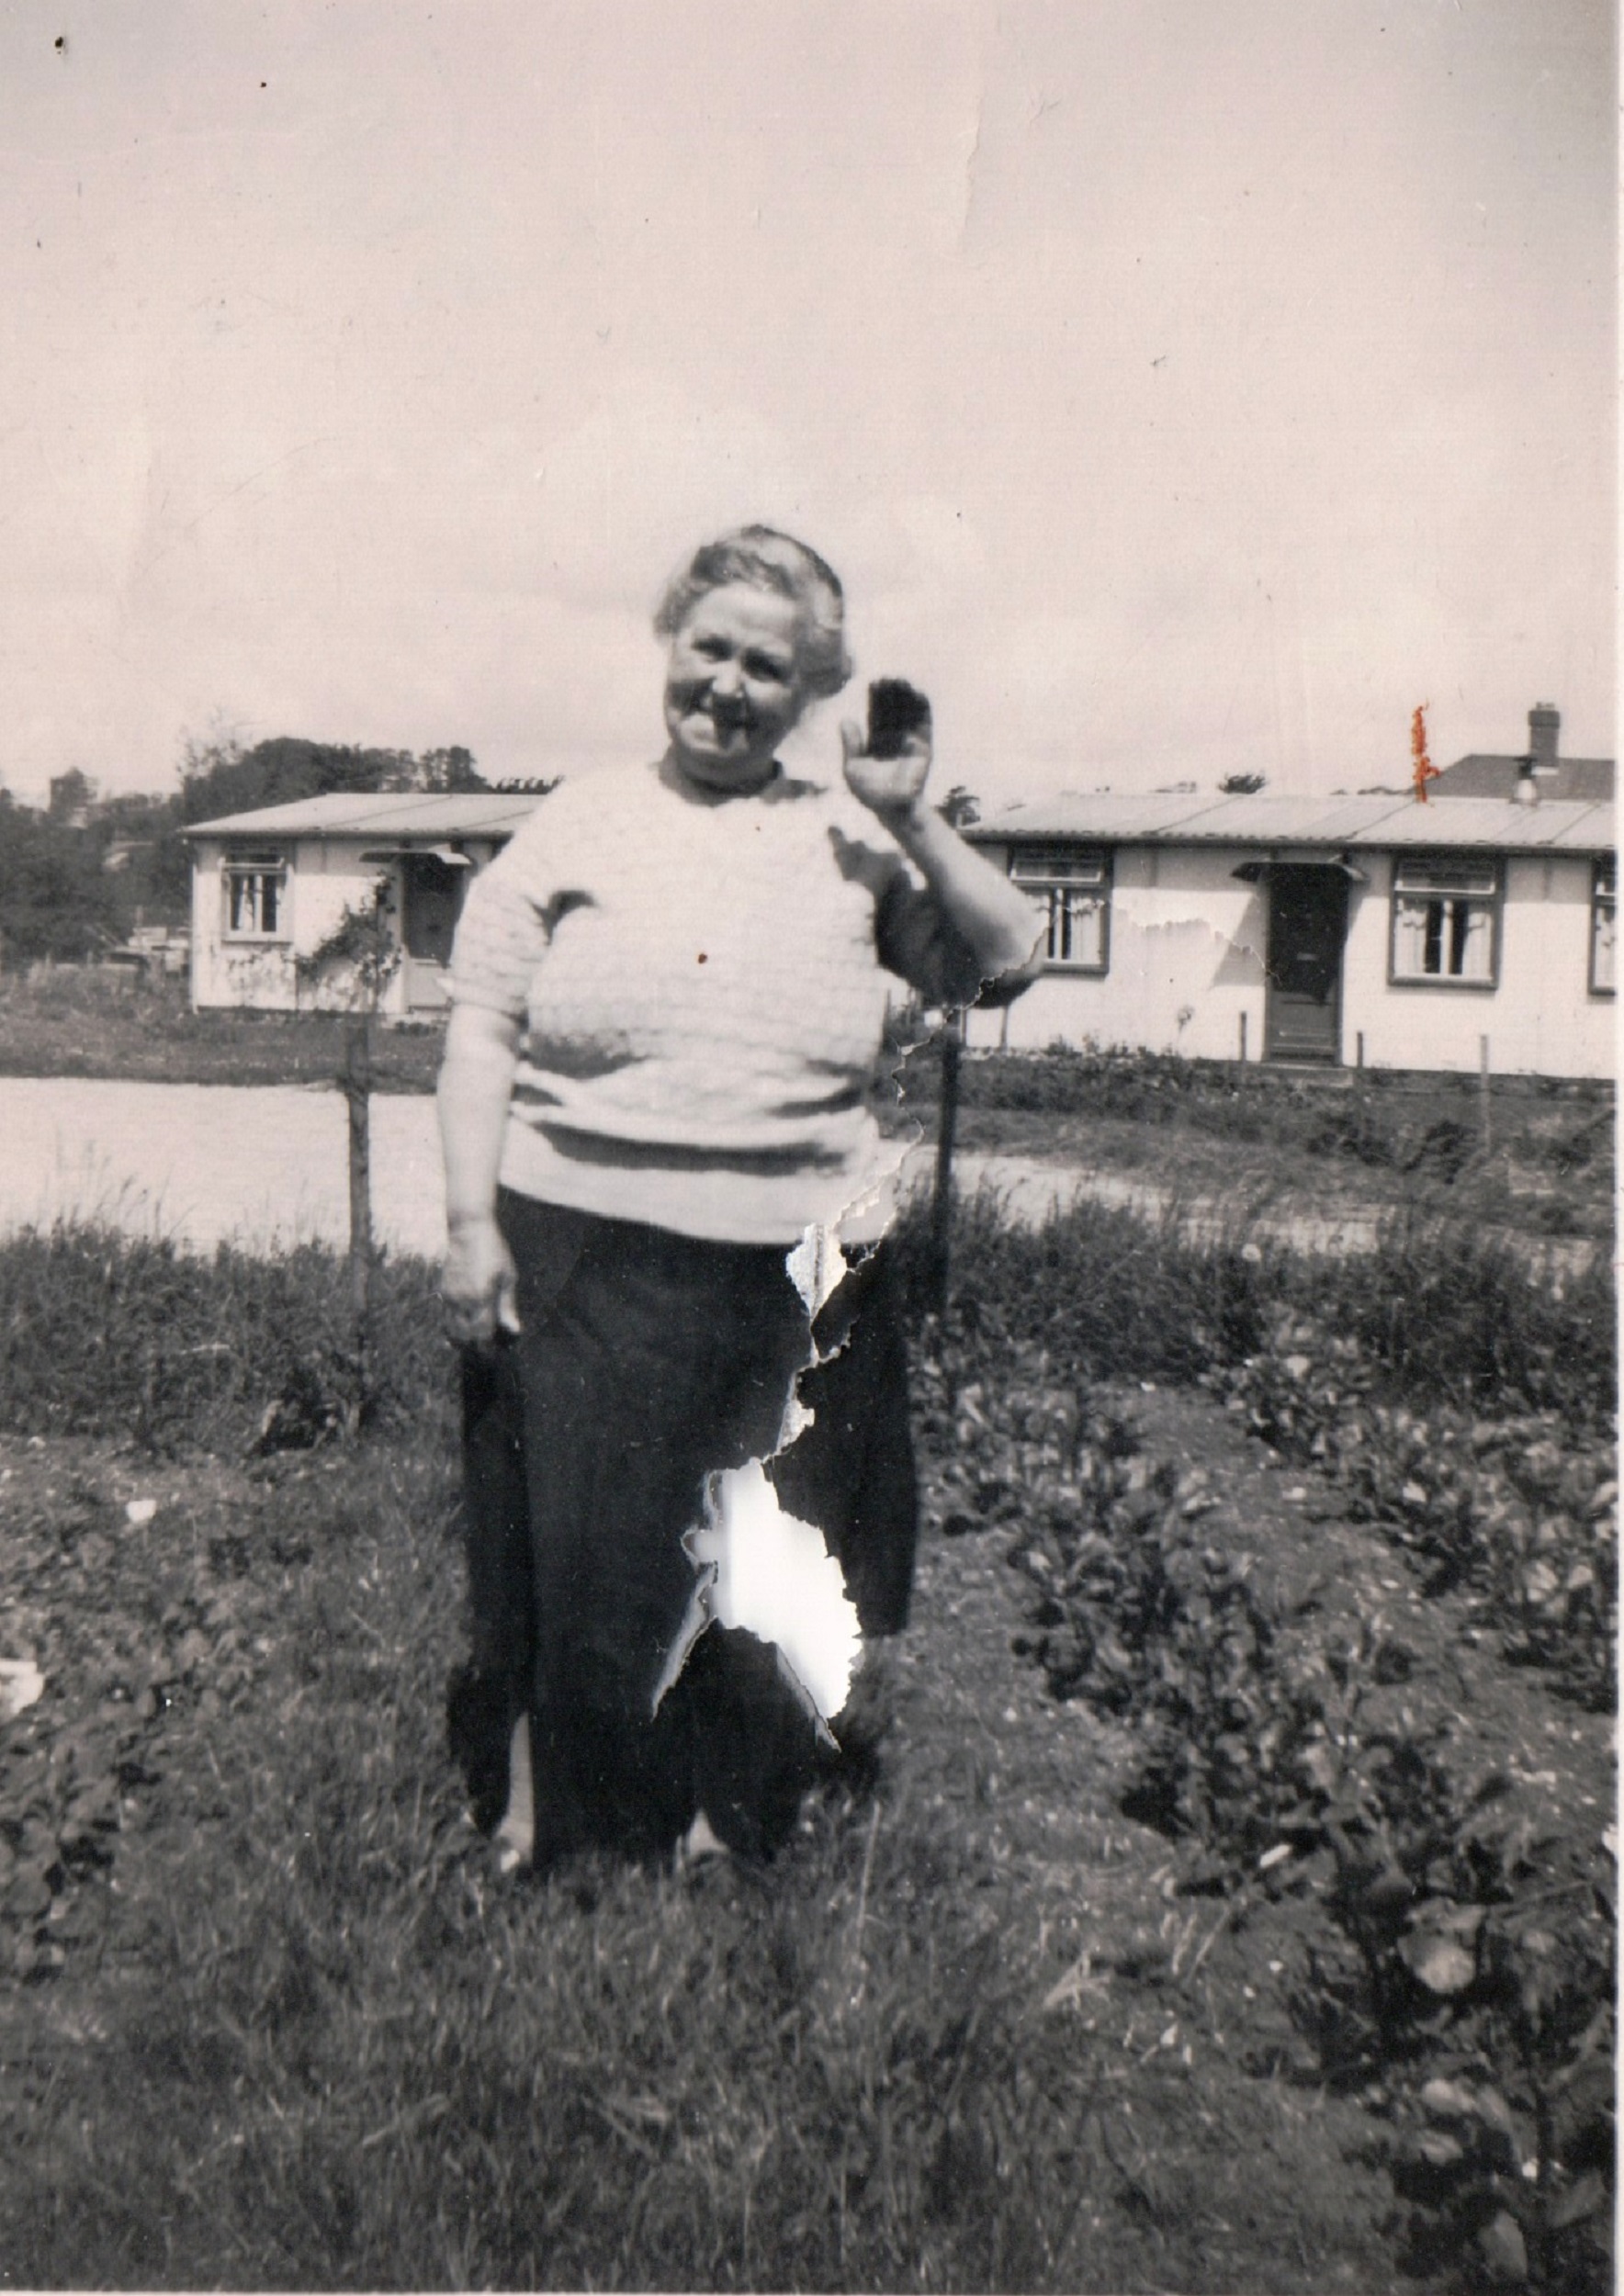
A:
1238,1009,1247,1064
1479,1034,1492,1155
344,1011,373,1411
930,1021,962,1315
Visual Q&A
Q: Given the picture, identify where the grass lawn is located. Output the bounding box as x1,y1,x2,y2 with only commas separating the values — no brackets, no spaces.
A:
0,1205,1612,2290
0,968,445,1094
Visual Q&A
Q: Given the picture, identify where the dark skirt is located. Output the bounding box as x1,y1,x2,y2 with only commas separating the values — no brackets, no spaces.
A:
453,1188,918,1867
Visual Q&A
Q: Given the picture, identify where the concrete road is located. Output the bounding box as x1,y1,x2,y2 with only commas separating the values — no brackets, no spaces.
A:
0,1076,945,1261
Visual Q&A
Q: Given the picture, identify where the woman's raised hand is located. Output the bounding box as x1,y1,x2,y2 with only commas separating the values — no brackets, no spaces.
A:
442,1212,521,1346
840,719,930,827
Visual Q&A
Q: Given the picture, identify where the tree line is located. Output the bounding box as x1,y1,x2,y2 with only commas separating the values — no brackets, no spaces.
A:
0,736,485,967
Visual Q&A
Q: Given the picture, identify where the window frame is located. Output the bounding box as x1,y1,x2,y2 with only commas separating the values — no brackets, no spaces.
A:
1589,854,1616,998
220,847,290,943
1388,851,1502,990
1007,844,1112,975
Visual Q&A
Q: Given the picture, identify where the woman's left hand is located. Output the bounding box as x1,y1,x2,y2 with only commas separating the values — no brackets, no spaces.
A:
840,720,930,827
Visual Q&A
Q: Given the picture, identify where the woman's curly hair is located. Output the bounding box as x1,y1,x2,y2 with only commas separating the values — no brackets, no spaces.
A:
653,525,852,700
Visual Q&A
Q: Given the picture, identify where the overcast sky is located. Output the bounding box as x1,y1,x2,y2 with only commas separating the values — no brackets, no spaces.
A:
3,0,1614,809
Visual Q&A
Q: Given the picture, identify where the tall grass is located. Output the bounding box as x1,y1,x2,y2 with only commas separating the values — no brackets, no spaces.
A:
894,1188,1614,1431
18,1791,1100,2287
0,1187,1610,1457
0,1222,446,1449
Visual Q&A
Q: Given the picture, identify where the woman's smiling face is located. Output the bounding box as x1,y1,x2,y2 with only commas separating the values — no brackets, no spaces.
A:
663,582,811,789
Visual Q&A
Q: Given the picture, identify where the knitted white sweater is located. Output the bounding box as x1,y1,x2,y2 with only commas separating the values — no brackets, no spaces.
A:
447,756,983,1244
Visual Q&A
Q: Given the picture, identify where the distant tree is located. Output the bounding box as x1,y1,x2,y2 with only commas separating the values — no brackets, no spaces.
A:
1219,772,1267,795
91,788,190,926
48,768,96,824
936,784,981,828
0,791,116,964
179,737,381,824
409,746,485,792
0,732,490,963
177,733,486,821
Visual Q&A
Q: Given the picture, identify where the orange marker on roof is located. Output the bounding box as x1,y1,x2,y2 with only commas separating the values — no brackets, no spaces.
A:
1411,703,1439,804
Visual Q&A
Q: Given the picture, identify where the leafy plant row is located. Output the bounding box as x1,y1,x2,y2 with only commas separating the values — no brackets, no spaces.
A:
0,1463,352,1987
909,1318,1614,2293
893,1180,1616,1690
1219,1314,1616,1709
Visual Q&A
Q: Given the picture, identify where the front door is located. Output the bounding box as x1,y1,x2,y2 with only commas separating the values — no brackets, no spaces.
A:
1264,867,1348,1062
400,855,465,1008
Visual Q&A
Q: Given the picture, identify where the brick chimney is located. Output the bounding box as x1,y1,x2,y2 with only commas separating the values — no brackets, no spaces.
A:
1528,703,1561,774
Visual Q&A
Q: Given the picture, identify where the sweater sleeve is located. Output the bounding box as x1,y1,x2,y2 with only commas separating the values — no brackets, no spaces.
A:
448,855,554,1019
873,867,991,1010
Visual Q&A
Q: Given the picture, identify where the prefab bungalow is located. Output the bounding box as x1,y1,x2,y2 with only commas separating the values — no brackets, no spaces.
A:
185,791,545,1015
964,786,1615,1081
186,746,1616,1083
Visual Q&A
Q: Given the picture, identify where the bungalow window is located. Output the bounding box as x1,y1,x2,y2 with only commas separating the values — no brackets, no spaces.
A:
1009,846,1111,973
222,849,288,940
1591,856,1616,996
1390,854,1499,986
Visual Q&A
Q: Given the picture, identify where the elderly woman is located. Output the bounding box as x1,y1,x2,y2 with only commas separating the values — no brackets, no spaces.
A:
439,525,1039,1874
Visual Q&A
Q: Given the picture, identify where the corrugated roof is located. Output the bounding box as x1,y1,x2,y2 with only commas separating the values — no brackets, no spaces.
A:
1543,805,1619,850
185,791,548,838
1371,799,1615,851
979,792,1235,840
185,781,1615,857
968,790,1615,855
